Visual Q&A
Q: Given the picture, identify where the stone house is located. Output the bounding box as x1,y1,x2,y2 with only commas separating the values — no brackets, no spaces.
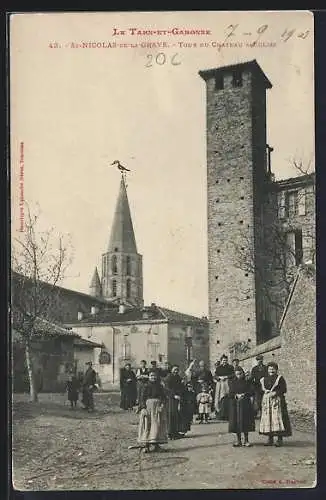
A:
65,303,209,388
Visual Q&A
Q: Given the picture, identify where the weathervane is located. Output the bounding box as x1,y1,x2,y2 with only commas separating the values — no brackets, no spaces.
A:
110,160,131,186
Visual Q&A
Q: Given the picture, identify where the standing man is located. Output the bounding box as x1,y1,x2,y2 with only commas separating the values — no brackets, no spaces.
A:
82,361,97,412
250,354,268,418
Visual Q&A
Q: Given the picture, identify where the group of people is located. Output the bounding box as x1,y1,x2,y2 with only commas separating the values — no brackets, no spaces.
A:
66,361,98,411
122,355,292,453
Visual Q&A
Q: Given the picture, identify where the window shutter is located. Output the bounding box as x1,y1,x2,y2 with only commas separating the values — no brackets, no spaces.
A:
298,188,306,215
278,191,286,219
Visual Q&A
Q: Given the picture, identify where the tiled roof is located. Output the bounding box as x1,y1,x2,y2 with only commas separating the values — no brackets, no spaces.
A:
75,305,165,324
274,172,315,191
13,315,79,337
74,337,103,348
68,304,208,326
158,307,208,326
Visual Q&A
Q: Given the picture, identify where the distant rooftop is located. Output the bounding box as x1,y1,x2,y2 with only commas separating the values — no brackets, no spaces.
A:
274,172,315,191
66,303,208,326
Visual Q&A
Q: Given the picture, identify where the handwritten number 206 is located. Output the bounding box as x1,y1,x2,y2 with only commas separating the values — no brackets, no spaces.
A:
146,53,181,67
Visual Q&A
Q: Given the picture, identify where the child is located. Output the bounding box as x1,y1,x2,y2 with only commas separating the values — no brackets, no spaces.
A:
196,383,213,423
180,382,196,433
259,362,292,447
228,367,255,447
66,372,80,408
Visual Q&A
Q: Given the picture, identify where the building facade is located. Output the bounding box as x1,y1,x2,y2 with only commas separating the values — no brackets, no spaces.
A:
66,304,209,388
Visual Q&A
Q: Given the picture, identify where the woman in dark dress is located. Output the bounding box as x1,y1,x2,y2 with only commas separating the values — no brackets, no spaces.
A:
120,363,137,410
228,367,255,447
164,365,185,439
259,362,292,446
214,354,234,420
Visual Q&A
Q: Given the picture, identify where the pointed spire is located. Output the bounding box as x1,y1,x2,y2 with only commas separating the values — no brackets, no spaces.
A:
108,176,138,253
89,267,102,297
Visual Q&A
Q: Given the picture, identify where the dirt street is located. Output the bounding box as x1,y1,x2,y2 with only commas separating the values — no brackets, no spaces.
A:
12,392,316,490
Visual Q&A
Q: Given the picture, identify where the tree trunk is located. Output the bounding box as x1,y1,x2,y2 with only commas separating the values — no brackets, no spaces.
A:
25,339,38,402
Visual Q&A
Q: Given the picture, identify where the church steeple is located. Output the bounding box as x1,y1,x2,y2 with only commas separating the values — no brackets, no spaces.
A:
89,267,102,297
100,175,143,307
108,176,138,253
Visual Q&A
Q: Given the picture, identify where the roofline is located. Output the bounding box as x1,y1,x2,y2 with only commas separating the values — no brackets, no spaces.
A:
65,319,168,328
274,172,315,190
198,59,272,89
156,306,209,325
12,271,113,305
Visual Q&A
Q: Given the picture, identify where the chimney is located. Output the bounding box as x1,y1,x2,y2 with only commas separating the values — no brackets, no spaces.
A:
119,304,126,314
77,311,83,321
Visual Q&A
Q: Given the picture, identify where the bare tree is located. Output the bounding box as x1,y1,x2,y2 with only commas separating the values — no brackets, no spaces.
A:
12,204,74,402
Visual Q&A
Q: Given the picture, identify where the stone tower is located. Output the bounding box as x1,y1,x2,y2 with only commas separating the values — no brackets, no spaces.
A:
89,266,102,297
101,175,143,306
199,60,273,365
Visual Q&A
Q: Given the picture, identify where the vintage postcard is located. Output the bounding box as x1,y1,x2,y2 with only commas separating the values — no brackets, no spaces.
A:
10,11,316,490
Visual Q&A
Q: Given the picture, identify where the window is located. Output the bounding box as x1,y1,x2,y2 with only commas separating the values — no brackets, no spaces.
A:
285,230,303,267
121,340,131,360
232,70,243,87
112,279,117,297
215,74,224,90
126,279,131,299
295,229,303,266
111,255,118,274
286,191,299,217
126,256,131,275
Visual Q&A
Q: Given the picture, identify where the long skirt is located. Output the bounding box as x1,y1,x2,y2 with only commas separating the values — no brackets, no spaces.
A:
228,396,255,433
179,401,195,433
120,385,137,410
137,398,168,445
215,380,230,420
167,397,182,436
259,394,292,437
82,387,94,409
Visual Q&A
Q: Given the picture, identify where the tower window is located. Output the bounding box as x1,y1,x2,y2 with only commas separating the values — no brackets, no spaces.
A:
240,176,244,180
215,320,220,324
126,279,131,299
216,298,219,302
216,180,219,184
114,247,119,252
227,179,230,183
239,220,244,224
247,317,251,321
215,275,218,279
218,222,222,226
217,249,221,253
111,255,118,274
245,273,248,277
215,74,224,91
216,199,220,203
112,280,117,297
126,256,131,275
240,196,244,200
232,70,243,87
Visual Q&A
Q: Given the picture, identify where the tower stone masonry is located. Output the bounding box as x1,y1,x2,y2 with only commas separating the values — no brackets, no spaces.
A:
199,60,273,366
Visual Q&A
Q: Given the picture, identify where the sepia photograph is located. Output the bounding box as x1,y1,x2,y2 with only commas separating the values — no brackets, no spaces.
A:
10,10,316,490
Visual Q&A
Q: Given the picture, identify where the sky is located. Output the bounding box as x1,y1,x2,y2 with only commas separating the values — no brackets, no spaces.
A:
10,11,314,317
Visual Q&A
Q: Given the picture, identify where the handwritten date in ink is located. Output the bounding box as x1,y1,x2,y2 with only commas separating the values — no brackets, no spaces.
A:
224,24,310,43
145,53,181,67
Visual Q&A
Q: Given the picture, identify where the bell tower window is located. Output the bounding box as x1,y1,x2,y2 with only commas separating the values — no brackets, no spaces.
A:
126,279,131,299
112,279,117,297
126,256,131,275
111,255,118,274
